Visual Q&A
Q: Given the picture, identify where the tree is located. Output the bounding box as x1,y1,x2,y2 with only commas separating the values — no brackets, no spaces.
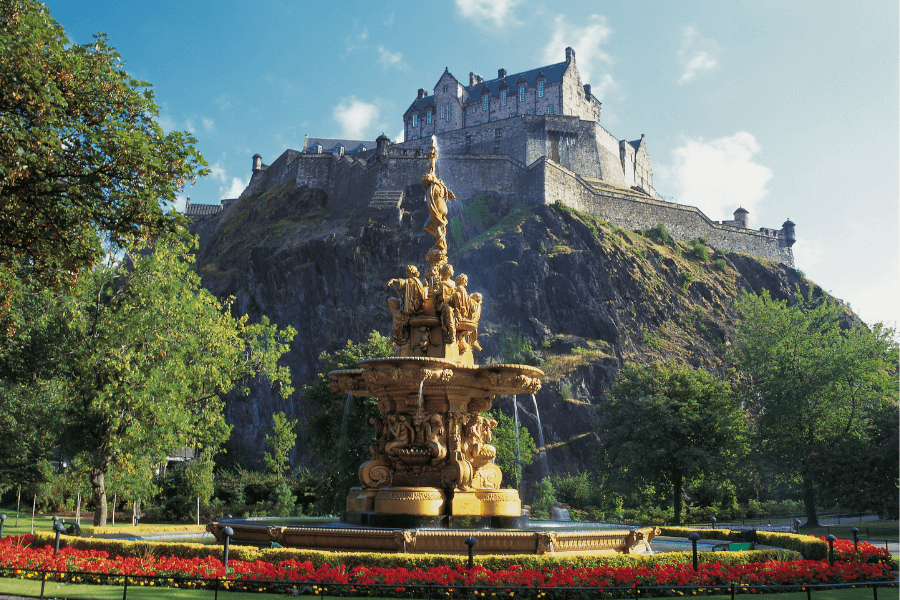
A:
52,231,294,525
596,362,749,524
302,331,395,514
0,0,206,316
732,289,898,525
264,412,299,477
488,408,536,490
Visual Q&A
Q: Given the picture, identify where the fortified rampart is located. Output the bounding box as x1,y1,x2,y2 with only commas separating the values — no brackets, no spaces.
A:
187,137,795,266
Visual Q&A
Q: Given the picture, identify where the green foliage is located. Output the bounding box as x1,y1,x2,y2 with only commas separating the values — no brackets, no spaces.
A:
263,412,298,477
0,0,206,311
596,362,749,524
714,258,728,271
302,331,395,514
690,238,709,261
639,326,662,350
464,193,491,228
269,481,298,516
646,223,671,245
488,409,536,489
448,217,464,246
732,289,899,524
531,477,557,519
550,471,622,521
0,232,296,526
500,327,535,364
682,270,695,284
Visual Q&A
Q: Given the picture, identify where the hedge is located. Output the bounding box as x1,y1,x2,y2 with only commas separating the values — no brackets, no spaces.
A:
80,524,207,536
660,527,827,560
31,533,794,570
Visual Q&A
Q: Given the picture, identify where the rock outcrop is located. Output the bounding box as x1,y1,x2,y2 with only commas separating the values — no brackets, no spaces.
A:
189,182,818,486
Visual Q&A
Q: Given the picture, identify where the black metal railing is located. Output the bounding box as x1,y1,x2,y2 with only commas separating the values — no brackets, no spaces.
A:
0,567,896,600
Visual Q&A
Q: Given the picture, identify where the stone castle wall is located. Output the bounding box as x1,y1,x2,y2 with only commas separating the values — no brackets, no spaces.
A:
535,159,794,265
206,139,793,266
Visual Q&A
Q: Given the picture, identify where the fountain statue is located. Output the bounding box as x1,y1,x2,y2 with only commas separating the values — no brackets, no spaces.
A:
208,142,659,554
331,141,541,527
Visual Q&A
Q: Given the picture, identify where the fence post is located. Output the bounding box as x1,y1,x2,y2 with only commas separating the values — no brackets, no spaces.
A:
688,532,700,571
0,514,5,539
730,583,735,600
805,585,811,600
825,534,836,565
39,570,46,600
123,576,128,600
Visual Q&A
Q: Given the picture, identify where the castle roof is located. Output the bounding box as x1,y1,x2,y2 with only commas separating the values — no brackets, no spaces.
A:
303,137,375,154
406,59,571,114
405,95,436,116
466,61,567,99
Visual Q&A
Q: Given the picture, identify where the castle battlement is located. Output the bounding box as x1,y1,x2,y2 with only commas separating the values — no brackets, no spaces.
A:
188,47,795,266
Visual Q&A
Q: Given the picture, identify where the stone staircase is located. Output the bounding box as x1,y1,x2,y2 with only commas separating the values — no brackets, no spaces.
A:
368,188,404,226
369,188,404,211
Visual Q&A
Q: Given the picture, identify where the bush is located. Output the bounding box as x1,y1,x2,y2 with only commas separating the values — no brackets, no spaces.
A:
647,223,671,245
714,258,728,270
690,238,709,261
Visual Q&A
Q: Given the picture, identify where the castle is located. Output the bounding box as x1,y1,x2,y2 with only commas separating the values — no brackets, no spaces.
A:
187,48,795,266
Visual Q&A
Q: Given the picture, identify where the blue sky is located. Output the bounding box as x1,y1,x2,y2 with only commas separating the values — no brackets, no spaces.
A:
47,0,898,329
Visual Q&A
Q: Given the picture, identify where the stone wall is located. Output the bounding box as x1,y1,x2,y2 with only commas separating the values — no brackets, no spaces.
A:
535,159,794,265
216,140,793,267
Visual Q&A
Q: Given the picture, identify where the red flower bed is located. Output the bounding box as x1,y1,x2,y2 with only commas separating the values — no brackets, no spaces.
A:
0,534,895,597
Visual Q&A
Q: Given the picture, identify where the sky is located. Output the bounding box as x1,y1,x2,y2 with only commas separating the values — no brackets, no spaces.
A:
46,0,899,329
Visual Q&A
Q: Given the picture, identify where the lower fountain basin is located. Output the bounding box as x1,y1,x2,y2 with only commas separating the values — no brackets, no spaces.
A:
206,518,659,556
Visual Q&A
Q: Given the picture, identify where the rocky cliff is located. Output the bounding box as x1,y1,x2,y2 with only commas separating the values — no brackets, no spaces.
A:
189,181,816,486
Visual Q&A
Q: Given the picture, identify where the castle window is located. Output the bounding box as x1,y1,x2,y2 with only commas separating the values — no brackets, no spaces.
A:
446,104,451,121
548,104,554,114
501,90,507,106
475,121,481,125
443,84,448,92
412,114,418,127
483,94,489,111
528,109,534,114
491,117,497,122
519,85,525,102
538,81,544,97
427,110,432,124
440,105,445,120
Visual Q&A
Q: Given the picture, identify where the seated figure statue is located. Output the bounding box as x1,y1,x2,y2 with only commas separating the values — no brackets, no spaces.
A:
387,265,425,346
448,273,482,352
435,264,457,344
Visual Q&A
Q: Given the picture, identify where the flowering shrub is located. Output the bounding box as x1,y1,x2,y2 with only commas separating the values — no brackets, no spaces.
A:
0,534,895,598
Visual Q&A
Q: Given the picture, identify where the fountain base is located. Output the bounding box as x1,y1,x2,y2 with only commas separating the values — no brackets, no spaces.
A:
206,519,660,555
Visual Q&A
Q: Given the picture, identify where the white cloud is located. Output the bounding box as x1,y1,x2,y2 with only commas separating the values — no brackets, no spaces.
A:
395,129,405,143
678,26,720,84
207,162,247,199
333,97,381,139
222,177,247,199
848,273,900,329
663,131,773,220
791,238,825,270
455,0,523,27
377,45,405,69
201,117,215,132
542,14,613,85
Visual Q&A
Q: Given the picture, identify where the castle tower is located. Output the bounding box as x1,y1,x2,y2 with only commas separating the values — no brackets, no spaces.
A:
252,153,263,174
782,219,796,246
733,207,749,228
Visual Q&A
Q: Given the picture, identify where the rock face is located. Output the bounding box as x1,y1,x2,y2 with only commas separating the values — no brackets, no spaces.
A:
189,182,814,488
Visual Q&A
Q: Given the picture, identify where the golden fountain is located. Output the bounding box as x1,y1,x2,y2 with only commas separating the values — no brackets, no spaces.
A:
208,143,659,555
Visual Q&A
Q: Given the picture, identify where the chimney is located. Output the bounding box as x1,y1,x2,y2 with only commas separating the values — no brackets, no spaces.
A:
418,88,427,99
498,68,507,78
469,72,483,86
565,47,575,64
583,84,591,98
